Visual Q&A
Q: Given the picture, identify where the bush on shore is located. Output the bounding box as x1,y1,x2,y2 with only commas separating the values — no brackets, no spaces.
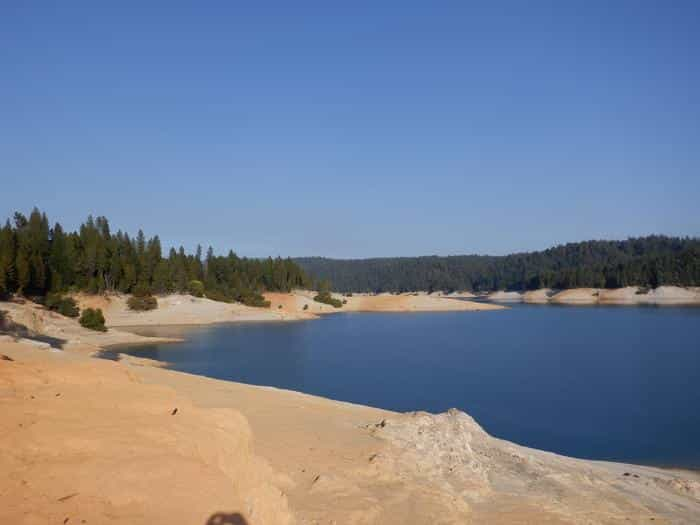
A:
313,291,343,308
44,293,80,318
127,295,158,311
239,292,271,308
202,288,271,308
204,289,233,303
79,308,107,331
188,280,205,298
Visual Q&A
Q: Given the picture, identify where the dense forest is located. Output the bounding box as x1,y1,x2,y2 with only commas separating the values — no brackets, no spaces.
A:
296,236,700,293
0,208,311,304
2,209,697,300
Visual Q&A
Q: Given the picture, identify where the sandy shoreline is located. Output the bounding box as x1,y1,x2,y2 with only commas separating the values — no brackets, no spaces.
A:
485,285,700,305
2,338,700,524
66,290,505,330
2,294,700,523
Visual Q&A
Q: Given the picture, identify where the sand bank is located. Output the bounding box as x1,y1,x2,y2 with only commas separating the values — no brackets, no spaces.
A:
266,289,503,315
0,290,503,359
69,291,504,330
522,288,555,303
486,290,524,303
2,339,699,524
0,299,178,353
0,340,292,525
485,286,700,305
75,293,309,327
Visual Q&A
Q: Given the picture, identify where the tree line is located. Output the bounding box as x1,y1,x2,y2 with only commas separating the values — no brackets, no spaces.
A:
295,236,700,293
0,208,311,304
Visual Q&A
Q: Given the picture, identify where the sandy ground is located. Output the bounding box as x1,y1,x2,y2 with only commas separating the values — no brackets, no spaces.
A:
522,289,555,303
549,288,602,304
486,291,524,303
2,295,700,523
0,299,179,353
0,340,292,525
75,293,308,326
2,339,700,524
266,290,503,316
599,286,700,304
341,292,501,312
486,286,700,305
68,291,503,329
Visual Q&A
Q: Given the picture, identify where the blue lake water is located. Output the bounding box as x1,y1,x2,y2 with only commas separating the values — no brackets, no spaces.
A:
112,304,700,467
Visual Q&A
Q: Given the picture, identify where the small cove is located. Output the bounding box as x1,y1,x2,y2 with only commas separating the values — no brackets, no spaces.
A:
108,304,700,468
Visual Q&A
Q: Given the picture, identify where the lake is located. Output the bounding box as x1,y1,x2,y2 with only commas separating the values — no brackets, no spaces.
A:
110,304,700,468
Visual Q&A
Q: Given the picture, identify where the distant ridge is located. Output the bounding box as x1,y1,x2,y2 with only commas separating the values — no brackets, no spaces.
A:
295,236,700,293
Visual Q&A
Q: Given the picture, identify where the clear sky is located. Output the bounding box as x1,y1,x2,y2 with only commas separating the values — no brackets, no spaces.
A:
2,1,699,258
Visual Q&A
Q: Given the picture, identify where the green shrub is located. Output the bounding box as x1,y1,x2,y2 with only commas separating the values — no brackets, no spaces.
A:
239,292,271,308
188,280,205,298
43,293,60,309
45,293,80,318
314,291,343,308
127,295,158,311
303,304,309,310
204,289,233,303
79,308,106,332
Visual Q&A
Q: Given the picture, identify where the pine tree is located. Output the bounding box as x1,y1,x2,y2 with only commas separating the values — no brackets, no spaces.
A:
15,251,30,295
0,221,16,294
0,263,6,298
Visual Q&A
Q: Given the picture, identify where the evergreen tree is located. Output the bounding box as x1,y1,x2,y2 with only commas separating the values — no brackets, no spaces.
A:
296,236,700,293
0,220,16,295
48,223,69,291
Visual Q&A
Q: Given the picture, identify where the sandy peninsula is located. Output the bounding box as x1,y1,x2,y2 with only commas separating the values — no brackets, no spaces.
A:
265,290,503,317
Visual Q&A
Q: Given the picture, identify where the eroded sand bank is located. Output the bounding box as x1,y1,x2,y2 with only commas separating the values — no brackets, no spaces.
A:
0,340,292,525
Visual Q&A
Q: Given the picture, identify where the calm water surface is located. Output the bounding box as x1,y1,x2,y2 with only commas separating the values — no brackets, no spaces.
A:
113,304,700,467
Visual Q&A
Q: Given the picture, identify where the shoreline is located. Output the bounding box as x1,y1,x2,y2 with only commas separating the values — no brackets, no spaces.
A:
3,338,700,523
483,285,700,305
3,294,700,523
106,334,700,473
67,291,505,331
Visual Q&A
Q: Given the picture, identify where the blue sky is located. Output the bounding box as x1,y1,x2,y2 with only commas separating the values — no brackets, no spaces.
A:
2,1,699,257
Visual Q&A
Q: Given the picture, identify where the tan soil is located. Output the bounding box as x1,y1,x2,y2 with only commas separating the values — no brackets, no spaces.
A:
2,295,699,524
486,286,700,305
2,339,699,524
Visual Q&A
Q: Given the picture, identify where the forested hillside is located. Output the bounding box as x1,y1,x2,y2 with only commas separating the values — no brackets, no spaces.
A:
0,208,310,304
296,237,700,293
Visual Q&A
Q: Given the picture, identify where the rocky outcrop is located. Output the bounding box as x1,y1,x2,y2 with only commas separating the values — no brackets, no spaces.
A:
370,409,700,523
